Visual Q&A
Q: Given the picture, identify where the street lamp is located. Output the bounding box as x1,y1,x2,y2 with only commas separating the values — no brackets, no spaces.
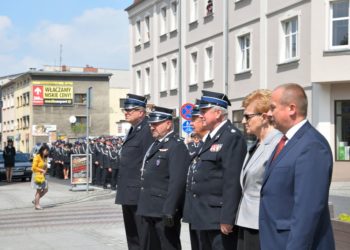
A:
86,87,92,192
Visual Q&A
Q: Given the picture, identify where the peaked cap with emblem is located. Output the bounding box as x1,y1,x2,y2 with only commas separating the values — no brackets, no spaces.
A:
200,90,231,109
191,99,202,117
123,93,147,110
148,106,174,124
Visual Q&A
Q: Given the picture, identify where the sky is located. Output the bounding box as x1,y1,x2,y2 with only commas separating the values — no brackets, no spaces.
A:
0,0,134,76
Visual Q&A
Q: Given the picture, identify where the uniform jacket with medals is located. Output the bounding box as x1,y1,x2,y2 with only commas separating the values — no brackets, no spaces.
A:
136,132,191,218
115,118,154,205
183,120,247,230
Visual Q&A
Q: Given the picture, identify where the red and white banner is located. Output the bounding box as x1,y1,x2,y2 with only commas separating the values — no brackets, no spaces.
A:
32,85,44,105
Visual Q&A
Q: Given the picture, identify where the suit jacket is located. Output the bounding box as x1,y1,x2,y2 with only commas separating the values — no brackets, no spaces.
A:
259,121,335,250
236,129,282,230
183,120,247,230
115,118,154,205
136,132,190,218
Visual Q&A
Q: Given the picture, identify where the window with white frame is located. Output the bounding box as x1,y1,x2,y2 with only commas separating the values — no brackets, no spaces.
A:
160,7,167,35
190,0,198,23
205,46,213,80
206,0,213,16
135,20,142,45
330,0,349,48
281,17,298,61
170,2,178,31
237,33,251,72
10,94,14,107
144,16,150,42
170,58,178,89
144,67,150,95
136,70,141,95
160,62,167,91
190,51,198,85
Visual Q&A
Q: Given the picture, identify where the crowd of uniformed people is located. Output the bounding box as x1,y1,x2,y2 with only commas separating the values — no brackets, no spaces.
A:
47,137,122,190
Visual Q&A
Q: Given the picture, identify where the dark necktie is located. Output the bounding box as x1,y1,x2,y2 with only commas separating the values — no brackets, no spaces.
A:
272,135,288,161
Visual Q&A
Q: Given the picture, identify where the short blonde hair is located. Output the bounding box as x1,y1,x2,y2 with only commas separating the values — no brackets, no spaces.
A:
242,89,272,113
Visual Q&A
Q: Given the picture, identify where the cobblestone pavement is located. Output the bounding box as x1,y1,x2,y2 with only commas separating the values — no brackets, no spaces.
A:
0,197,191,250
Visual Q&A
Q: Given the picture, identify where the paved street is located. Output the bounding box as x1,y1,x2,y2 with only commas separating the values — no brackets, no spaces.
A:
0,178,349,249
0,178,191,250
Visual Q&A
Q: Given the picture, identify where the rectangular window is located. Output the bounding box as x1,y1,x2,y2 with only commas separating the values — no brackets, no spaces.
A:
206,0,213,16
330,0,349,48
74,93,87,104
170,58,178,89
190,0,198,23
335,100,350,161
76,116,87,125
144,67,150,95
170,2,178,31
10,95,14,107
190,52,198,85
237,34,251,72
160,7,167,35
144,16,150,42
135,20,142,45
205,46,213,80
136,70,141,95
119,98,126,108
160,62,167,91
281,17,298,61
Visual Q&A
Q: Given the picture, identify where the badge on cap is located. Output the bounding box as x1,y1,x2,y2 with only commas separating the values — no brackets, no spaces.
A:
210,144,223,152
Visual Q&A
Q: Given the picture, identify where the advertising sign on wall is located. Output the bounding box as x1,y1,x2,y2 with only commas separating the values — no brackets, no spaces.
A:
32,124,57,136
32,81,74,106
71,154,92,185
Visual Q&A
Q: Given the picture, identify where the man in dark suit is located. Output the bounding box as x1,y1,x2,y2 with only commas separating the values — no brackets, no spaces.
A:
259,83,335,250
137,106,191,250
115,94,154,250
184,91,247,250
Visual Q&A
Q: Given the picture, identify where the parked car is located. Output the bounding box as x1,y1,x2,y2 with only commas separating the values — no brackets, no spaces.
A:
0,153,32,182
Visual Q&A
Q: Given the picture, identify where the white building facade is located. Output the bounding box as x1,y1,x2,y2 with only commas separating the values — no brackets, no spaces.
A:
126,0,350,180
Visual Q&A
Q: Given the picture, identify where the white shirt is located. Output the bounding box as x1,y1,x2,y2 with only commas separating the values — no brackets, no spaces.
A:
209,120,228,139
285,119,307,144
158,130,174,142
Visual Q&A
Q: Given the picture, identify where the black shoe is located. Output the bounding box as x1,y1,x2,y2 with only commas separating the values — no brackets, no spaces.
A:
103,185,107,189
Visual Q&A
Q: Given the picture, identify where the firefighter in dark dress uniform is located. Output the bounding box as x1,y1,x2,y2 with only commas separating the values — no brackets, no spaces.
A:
136,106,191,250
115,94,154,250
187,134,203,158
101,139,112,189
94,137,105,186
183,100,209,250
183,91,247,250
109,141,119,190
